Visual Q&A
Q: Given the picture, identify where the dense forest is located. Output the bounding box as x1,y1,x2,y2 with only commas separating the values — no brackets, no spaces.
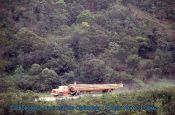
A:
0,0,175,114
0,0,174,92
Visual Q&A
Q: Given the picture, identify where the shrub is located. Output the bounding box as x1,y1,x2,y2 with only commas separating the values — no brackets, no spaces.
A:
41,68,58,78
78,58,117,83
77,10,95,24
135,36,148,42
15,27,46,53
29,64,42,75
127,54,140,69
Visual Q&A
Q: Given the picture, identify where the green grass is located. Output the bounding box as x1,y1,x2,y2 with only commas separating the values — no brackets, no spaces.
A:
142,79,175,90
37,92,51,97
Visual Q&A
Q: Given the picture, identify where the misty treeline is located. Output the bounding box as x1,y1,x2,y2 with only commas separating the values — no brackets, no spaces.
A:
0,0,174,91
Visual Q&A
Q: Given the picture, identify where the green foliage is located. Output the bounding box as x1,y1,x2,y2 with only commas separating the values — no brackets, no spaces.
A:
70,28,109,59
0,82,175,115
57,0,65,4
29,64,42,75
0,59,10,72
0,38,11,46
15,27,46,53
70,33,94,59
14,65,24,74
134,79,146,87
122,0,175,21
0,0,175,93
45,43,76,74
78,58,117,83
41,68,58,78
77,10,95,24
16,65,60,91
127,54,141,68
55,87,175,115
118,72,134,82
0,78,15,93
135,36,148,43
0,91,59,115
61,71,75,84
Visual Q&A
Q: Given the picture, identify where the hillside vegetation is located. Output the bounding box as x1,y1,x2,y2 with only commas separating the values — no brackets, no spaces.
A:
0,0,175,114
1,0,174,91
